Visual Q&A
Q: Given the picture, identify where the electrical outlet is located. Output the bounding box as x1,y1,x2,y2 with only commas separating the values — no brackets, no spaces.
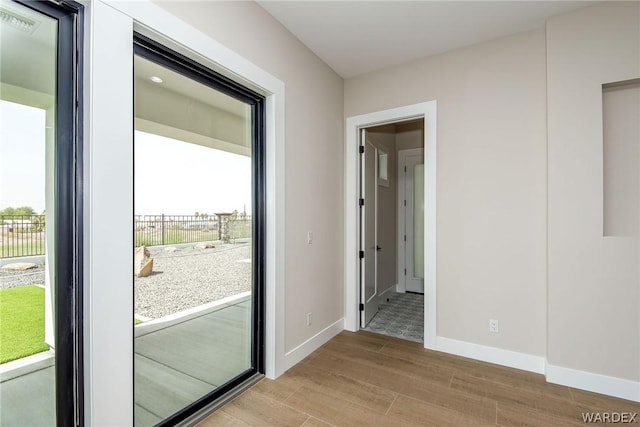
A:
306,312,312,326
307,231,313,244
489,319,499,333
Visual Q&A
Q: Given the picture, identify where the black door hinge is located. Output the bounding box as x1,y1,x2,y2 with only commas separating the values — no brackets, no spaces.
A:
359,198,364,207
359,146,364,154
359,303,364,311
404,200,407,206
404,235,406,242
404,268,407,275
359,250,364,259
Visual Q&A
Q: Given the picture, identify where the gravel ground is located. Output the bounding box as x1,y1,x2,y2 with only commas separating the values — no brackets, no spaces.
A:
135,242,252,319
0,264,45,289
0,243,252,320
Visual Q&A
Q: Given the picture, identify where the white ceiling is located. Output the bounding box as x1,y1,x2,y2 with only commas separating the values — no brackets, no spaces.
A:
258,1,596,78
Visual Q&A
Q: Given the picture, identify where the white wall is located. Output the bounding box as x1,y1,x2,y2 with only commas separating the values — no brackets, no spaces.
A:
154,1,345,353
547,1,640,383
346,29,548,357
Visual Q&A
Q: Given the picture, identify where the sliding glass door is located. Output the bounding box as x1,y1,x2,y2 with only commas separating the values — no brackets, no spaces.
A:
132,36,264,426
0,0,83,425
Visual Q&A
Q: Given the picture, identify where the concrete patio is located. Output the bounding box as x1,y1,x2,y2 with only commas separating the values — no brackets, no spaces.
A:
0,294,252,427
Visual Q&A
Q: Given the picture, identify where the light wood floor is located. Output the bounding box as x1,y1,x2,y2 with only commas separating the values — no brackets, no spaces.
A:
199,330,639,426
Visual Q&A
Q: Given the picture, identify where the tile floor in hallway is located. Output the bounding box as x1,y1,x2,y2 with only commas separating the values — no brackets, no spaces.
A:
365,292,424,343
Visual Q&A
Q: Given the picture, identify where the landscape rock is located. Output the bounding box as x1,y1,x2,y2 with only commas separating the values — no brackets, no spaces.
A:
134,246,154,278
194,242,215,249
1,262,38,271
164,246,178,253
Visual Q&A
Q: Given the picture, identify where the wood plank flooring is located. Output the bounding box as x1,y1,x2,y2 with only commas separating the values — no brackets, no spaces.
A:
200,330,640,426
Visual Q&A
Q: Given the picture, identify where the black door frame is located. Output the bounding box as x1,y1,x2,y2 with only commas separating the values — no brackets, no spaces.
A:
132,34,266,426
13,0,85,425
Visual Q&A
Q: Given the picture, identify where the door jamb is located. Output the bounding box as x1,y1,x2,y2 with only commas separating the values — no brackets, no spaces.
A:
345,101,437,350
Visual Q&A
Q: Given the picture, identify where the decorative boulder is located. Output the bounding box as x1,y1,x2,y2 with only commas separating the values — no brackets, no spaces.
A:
194,242,215,249
164,246,177,253
134,246,153,278
1,262,38,271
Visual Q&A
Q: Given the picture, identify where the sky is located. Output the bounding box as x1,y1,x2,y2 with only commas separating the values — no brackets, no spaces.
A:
0,100,46,213
0,100,252,216
134,131,252,216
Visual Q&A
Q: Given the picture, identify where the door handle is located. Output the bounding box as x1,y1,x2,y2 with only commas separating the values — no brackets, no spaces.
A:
376,245,382,252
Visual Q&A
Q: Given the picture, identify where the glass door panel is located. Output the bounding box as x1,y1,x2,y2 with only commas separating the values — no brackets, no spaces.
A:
133,40,262,426
1,0,82,424
0,2,57,424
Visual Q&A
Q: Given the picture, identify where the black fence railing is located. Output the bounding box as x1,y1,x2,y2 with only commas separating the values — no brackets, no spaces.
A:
134,214,251,247
0,213,252,258
0,215,46,258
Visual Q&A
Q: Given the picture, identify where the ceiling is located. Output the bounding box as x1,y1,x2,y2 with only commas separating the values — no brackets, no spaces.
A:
0,0,57,97
258,1,596,78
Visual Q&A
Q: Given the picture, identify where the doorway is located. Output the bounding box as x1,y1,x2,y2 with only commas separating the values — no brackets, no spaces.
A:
359,120,425,343
345,101,437,349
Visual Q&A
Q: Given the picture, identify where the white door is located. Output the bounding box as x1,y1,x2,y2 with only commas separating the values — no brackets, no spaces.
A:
360,130,379,326
404,154,424,293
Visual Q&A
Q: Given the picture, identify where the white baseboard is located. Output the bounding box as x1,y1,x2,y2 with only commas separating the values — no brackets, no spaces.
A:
546,363,640,403
377,285,395,304
284,318,344,371
436,336,546,374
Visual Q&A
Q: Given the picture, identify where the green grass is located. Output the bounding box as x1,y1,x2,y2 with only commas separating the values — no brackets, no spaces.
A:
135,229,217,247
0,241,45,258
0,286,49,364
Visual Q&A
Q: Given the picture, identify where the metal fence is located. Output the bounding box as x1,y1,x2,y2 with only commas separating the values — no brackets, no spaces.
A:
134,214,252,247
0,214,252,258
0,215,46,258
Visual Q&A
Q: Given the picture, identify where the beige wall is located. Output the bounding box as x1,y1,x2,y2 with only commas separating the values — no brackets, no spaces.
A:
154,1,345,352
396,121,424,152
366,125,397,296
155,0,640,387
547,2,640,381
346,29,548,357
603,82,640,237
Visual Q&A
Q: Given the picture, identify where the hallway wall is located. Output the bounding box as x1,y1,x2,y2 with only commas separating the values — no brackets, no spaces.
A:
346,28,548,358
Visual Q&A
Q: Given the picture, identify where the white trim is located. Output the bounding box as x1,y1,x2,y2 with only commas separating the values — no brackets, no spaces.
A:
283,318,344,371
345,102,437,351
102,0,287,380
436,336,546,374
376,285,396,306
546,363,640,403
84,3,134,425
